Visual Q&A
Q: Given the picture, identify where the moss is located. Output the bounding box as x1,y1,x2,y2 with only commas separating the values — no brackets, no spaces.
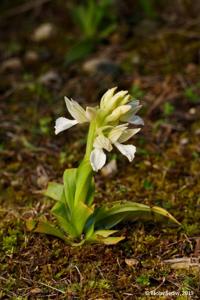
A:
136,274,150,286
1,2,200,298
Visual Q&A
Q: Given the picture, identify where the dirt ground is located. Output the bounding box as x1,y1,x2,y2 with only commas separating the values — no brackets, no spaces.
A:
0,1,200,299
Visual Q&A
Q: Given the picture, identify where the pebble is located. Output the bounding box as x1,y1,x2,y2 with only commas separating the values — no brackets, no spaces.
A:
1,57,22,71
39,70,61,86
180,138,189,145
24,50,39,64
32,23,56,42
82,58,121,77
189,107,196,115
101,159,117,177
30,288,42,294
125,258,139,267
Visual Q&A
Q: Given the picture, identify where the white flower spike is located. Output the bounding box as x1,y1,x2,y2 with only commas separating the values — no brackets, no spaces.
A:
55,87,143,171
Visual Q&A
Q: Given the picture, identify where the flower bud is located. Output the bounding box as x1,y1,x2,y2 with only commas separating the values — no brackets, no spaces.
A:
105,105,131,123
100,88,129,113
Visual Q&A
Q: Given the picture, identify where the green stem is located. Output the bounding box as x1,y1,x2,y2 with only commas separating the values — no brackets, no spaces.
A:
74,119,96,207
85,119,96,159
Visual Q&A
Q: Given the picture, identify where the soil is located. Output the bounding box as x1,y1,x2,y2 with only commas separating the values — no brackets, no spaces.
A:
0,1,200,299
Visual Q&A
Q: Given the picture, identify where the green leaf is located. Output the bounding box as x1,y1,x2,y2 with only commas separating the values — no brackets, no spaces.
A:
44,182,64,201
100,236,125,245
94,229,119,238
85,220,95,239
51,199,70,220
63,168,77,212
148,206,180,225
26,219,67,242
86,177,95,206
72,202,94,236
94,201,180,230
99,23,116,38
74,159,93,206
56,215,78,238
65,39,95,65
90,232,125,245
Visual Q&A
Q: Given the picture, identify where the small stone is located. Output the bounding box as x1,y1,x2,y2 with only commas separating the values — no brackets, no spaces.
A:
39,70,61,86
1,57,22,71
189,107,196,115
30,287,42,294
32,23,56,42
82,58,120,77
125,258,139,267
24,50,39,64
180,138,188,145
101,160,117,177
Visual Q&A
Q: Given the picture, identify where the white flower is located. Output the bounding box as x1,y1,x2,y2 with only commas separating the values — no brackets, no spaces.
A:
55,97,93,135
109,125,140,162
90,125,141,171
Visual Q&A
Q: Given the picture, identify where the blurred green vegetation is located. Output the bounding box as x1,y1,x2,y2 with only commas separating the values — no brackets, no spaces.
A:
184,83,200,103
65,0,116,64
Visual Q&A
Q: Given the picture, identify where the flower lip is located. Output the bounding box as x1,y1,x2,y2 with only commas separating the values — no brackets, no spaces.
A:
114,143,136,162
90,148,106,171
55,117,78,135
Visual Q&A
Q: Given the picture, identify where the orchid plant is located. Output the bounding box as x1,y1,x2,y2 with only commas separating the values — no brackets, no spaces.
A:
27,88,180,245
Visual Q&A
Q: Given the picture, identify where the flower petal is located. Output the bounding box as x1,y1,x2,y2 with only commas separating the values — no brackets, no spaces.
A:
107,90,129,109
129,100,140,108
106,105,131,123
108,124,128,143
100,88,130,112
64,97,88,123
114,142,136,162
55,117,78,135
90,148,106,172
118,128,141,143
123,115,144,125
100,87,117,109
93,134,113,152
85,106,97,121
120,101,142,123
